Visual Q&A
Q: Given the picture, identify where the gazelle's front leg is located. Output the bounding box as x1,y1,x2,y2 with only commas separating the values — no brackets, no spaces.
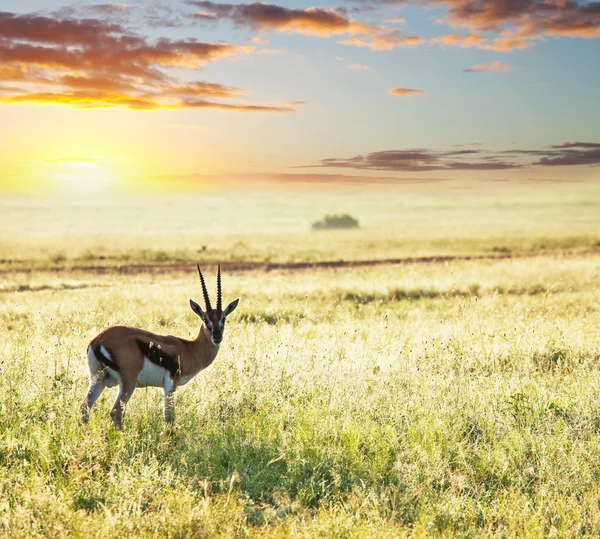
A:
110,379,136,429
163,375,178,425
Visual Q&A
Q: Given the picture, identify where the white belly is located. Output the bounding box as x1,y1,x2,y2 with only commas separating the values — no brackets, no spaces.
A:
137,358,168,388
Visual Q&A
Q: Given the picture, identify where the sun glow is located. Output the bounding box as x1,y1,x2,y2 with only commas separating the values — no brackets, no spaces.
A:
49,160,117,194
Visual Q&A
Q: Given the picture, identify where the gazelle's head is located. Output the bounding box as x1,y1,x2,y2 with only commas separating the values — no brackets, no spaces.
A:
190,264,240,345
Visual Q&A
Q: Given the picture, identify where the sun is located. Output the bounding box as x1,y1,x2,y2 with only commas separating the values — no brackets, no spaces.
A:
50,159,116,194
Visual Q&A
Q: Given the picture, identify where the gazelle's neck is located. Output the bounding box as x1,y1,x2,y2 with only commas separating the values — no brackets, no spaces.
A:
192,325,220,370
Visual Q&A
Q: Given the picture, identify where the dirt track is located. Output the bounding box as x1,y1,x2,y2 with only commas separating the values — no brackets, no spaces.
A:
6,249,600,276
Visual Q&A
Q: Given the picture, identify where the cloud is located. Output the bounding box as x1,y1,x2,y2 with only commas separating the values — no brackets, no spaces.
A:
187,1,422,50
185,0,600,53
189,1,353,35
175,98,294,112
0,10,296,112
277,100,307,106
88,3,132,12
340,33,421,50
438,0,600,40
347,63,370,69
54,2,185,28
3,90,293,112
428,32,532,51
464,60,515,72
390,0,600,50
315,148,517,171
309,141,600,171
160,81,243,98
537,142,600,166
388,87,424,97
0,11,126,45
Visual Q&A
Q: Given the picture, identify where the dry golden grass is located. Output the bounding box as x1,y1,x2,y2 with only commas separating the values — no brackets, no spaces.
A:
1,253,600,536
2,184,600,536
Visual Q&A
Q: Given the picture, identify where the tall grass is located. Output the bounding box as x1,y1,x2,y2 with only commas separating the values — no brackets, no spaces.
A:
1,256,600,536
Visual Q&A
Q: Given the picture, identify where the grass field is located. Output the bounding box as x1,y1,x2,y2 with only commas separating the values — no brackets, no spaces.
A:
1,185,600,536
1,182,600,271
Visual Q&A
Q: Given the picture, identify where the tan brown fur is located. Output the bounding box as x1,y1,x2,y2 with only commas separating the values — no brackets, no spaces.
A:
81,265,239,429
92,325,220,380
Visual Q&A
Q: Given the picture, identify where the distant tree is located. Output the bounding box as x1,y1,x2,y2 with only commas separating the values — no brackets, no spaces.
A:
311,214,360,230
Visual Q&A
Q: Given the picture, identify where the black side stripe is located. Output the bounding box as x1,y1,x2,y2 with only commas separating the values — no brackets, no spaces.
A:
136,339,180,378
93,344,120,371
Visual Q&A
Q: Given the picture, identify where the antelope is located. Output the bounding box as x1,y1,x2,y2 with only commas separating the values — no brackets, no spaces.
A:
81,264,239,429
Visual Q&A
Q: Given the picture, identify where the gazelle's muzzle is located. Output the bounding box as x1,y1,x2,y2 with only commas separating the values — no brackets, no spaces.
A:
212,329,223,344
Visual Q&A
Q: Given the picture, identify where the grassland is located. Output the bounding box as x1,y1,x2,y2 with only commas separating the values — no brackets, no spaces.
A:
1,252,600,537
2,184,600,536
2,182,600,271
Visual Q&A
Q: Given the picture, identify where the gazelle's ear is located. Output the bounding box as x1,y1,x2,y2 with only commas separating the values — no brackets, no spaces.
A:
190,299,207,321
223,298,240,318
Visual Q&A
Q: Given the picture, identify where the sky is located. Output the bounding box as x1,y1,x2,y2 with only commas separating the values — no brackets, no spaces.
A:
0,0,599,194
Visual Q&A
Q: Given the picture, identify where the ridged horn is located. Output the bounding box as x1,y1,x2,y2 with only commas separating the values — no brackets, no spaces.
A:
197,264,212,312
217,264,222,312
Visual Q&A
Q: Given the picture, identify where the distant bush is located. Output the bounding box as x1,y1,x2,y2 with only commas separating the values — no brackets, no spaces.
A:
49,251,67,264
311,214,360,230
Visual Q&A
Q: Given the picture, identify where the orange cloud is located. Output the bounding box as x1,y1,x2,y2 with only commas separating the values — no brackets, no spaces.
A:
188,0,600,52
3,90,294,112
161,81,243,98
347,63,370,70
340,33,421,51
190,2,352,36
428,32,533,51
441,0,600,37
3,91,161,110
464,60,515,72
190,1,422,51
0,10,296,112
388,87,424,97
429,0,600,49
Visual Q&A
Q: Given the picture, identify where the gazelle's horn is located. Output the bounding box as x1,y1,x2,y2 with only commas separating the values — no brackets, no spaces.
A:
217,264,222,312
197,264,212,311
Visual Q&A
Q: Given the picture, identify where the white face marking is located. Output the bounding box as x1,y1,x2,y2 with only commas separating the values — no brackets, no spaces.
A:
137,357,169,388
99,345,112,359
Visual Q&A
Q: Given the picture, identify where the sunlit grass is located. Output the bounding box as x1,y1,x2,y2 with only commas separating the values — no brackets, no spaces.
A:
1,254,600,536
0,226,599,272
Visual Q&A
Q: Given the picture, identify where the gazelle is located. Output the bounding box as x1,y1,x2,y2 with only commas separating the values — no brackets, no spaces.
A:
81,265,239,429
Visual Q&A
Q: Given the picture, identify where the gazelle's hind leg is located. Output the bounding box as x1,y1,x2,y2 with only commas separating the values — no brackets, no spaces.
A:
81,381,106,423
82,346,108,423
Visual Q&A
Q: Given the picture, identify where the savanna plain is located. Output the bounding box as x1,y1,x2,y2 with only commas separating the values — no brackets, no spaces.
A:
2,183,600,537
